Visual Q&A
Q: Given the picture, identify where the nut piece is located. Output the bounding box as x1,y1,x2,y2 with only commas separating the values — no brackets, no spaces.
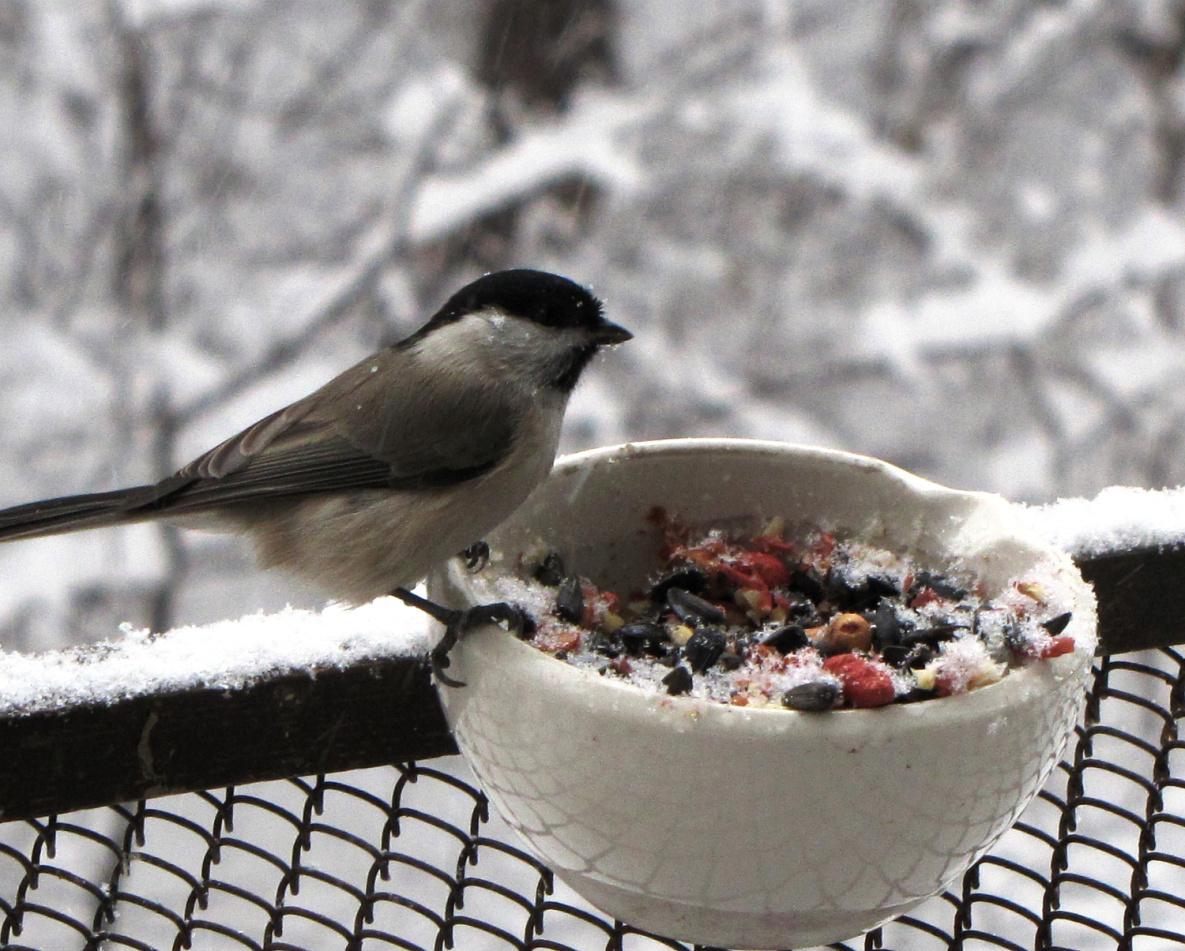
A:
816,612,872,653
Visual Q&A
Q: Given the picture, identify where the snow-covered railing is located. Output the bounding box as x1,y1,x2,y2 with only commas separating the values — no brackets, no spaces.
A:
0,538,1182,824
0,601,454,822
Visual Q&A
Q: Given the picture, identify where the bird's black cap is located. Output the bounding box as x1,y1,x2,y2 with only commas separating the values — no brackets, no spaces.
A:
417,269,607,337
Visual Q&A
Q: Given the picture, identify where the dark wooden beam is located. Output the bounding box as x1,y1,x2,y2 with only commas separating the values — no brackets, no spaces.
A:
0,653,455,823
1075,543,1185,656
0,544,1181,824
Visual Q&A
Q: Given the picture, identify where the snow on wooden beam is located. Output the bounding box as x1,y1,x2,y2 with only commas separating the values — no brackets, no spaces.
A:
0,548,1181,822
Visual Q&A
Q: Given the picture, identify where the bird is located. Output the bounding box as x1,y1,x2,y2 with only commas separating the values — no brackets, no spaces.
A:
0,268,632,683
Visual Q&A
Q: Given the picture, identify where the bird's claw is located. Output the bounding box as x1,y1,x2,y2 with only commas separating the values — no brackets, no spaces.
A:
460,540,490,572
429,600,535,688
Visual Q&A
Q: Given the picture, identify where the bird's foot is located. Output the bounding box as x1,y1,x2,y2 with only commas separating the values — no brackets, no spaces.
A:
389,587,532,688
460,540,489,572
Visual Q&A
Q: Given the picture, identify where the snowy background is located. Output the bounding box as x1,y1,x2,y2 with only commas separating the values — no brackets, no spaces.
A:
6,0,1185,650
2,3,1184,949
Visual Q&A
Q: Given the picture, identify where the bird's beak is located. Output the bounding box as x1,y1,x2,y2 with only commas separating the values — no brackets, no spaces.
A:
592,322,633,346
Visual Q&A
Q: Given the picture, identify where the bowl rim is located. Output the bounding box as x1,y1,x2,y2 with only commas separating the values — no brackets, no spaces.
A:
545,437,987,499
436,437,1096,727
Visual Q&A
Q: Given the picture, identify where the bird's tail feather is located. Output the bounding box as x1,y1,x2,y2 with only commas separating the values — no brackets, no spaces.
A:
0,487,152,542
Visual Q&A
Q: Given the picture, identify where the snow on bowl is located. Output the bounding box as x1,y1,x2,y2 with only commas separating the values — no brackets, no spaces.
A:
427,439,1096,949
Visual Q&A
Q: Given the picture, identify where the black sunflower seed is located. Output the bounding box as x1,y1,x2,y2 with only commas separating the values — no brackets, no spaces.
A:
667,588,726,626
619,621,667,656
761,624,809,654
782,681,840,712
786,598,819,622
650,566,708,601
588,631,623,658
555,576,585,623
1041,612,1072,636
790,567,827,603
901,623,964,647
866,575,899,598
719,651,743,670
909,570,967,600
686,627,727,672
873,601,901,648
1004,621,1028,654
826,571,863,608
662,665,694,695
533,551,566,587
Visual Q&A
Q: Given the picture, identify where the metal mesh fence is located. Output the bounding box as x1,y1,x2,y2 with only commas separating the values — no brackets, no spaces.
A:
0,649,1181,951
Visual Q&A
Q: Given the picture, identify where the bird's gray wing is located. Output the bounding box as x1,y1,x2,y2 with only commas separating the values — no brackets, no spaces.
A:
122,349,519,515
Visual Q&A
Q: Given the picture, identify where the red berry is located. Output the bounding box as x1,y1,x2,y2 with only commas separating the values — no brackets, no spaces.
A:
1039,635,1075,658
908,587,941,609
751,534,798,556
733,550,791,588
823,654,896,708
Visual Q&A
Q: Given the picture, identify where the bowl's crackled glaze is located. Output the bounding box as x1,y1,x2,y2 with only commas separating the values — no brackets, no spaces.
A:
429,439,1096,949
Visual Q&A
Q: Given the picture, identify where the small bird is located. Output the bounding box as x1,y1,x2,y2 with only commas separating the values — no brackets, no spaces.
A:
0,269,631,682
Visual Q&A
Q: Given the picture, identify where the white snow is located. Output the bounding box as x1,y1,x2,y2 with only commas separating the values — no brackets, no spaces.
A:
0,596,432,716
1027,486,1185,556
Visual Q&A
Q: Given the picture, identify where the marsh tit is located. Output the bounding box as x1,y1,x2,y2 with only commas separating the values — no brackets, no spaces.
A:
0,269,631,681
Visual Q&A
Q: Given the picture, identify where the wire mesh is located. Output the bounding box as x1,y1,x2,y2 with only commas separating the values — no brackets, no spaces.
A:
0,650,1181,951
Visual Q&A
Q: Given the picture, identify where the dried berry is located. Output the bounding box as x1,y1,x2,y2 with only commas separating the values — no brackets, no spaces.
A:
1039,635,1075,658
609,656,632,676
686,627,727,672
823,654,896,708
555,576,584,623
729,550,791,588
782,681,840,712
762,624,810,654
533,551,566,587
662,665,694,695
667,588,727,626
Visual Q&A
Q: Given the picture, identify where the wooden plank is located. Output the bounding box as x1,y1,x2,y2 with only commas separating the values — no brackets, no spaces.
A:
0,653,455,822
0,544,1181,823
1075,544,1185,656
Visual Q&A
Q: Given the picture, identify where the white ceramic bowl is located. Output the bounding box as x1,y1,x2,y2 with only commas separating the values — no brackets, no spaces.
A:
429,439,1096,949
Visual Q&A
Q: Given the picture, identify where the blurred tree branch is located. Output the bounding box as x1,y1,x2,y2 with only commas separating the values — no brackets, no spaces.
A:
173,96,465,425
